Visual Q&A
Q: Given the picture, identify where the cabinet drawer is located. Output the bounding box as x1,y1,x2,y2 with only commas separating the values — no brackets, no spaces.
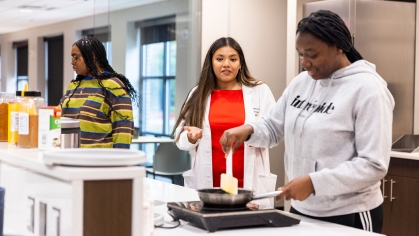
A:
388,157,419,178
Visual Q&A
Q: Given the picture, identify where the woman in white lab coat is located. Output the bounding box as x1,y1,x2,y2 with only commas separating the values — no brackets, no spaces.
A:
172,37,276,209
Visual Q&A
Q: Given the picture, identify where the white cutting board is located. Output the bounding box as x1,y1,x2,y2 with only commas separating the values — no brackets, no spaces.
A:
42,149,146,167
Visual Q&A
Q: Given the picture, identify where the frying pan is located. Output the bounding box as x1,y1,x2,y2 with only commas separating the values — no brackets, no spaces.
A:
197,188,282,207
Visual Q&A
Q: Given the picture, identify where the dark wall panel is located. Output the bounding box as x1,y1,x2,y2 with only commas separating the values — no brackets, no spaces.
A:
46,36,64,106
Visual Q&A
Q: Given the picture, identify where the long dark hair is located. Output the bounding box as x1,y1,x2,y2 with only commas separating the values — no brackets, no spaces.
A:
171,37,259,140
297,10,363,63
62,36,139,118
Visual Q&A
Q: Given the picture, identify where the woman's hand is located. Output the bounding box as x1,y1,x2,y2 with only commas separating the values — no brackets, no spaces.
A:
184,126,203,144
246,202,259,210
219,124,254,154
275,175,315,201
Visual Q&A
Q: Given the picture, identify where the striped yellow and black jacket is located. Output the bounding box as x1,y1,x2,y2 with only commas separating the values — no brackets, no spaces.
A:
60,76,134,149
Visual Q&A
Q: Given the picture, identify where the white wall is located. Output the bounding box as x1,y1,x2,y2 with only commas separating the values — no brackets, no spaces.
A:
202,0,288,207
0,0,191,101
0,17,91,95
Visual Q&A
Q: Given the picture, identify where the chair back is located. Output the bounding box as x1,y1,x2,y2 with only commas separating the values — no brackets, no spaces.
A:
152,143,191,175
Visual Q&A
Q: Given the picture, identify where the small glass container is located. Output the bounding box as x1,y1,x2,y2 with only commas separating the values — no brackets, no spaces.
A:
0,92,15,142
17,91,45,148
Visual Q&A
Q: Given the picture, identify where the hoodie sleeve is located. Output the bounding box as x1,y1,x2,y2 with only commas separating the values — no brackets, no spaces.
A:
309,75,395,196
246,84,290,148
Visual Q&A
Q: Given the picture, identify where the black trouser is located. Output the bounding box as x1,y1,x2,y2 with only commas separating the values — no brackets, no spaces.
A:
290,204,383,233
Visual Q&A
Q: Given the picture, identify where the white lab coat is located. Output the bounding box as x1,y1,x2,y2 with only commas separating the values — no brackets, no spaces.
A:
175,83,277,209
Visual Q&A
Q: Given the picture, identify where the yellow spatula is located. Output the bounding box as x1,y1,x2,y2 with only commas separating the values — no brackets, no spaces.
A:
220,149,238,195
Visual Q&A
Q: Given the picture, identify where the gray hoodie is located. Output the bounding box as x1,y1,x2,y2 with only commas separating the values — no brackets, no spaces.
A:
247,60,395,216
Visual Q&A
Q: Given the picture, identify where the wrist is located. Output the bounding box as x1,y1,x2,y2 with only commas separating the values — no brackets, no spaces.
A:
187,135,198,144
244,124,254,141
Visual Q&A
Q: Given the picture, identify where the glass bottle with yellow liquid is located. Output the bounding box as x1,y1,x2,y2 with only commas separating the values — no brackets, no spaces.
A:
17,91,44,148
0,92,15,142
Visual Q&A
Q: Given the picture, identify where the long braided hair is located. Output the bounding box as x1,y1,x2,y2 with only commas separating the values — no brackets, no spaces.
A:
297,10,363,63
62,36,139,118
171,37,259,141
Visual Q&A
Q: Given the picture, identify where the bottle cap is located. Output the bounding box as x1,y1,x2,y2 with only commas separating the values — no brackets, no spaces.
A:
15,91,41,97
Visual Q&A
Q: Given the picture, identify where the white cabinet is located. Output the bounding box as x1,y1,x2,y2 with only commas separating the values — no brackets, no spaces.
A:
0,145,145,236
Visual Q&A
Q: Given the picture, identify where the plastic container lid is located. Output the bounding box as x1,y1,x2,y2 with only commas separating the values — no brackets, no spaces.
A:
61,117,80,129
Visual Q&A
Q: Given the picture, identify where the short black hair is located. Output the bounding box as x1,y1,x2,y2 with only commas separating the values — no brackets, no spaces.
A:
297,10,363,63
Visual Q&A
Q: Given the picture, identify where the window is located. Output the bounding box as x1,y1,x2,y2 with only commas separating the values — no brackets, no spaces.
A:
14,41,28,91
102,41,112,66
138,17,176,137
141,41,176,136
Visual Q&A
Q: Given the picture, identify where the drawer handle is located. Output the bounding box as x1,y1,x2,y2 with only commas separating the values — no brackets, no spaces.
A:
390,179,396,202
382,179,387,199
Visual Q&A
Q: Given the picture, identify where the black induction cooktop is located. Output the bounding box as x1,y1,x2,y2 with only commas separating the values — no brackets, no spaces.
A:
167,201,300,232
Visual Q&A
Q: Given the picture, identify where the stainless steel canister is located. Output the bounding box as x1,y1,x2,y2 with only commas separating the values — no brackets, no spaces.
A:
60,117,80,148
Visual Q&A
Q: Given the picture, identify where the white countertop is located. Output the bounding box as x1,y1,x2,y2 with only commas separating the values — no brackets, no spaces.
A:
0,143,386,235
391,150,419,160
146,178,384,236
0,143,144,181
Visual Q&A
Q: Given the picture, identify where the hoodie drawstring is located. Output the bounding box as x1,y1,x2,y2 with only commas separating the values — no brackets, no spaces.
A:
292,80,317,135
297,75,336,138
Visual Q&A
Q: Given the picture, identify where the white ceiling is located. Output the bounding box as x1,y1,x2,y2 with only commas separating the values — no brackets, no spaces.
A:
0,0,164,34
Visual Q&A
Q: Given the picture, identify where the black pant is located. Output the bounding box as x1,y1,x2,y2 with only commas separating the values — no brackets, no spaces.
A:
290,204,383,233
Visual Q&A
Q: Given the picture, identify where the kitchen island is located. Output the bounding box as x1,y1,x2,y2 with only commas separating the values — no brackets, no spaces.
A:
0,143,146,236
147,178,384,236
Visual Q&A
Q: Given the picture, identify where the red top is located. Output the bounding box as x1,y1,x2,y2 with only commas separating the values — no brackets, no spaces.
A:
209,90,245,188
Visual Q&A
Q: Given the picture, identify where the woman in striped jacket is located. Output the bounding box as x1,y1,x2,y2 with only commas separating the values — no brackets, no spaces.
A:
60,36,138,149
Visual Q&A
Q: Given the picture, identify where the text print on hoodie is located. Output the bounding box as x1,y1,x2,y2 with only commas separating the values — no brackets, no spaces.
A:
247,60,395,217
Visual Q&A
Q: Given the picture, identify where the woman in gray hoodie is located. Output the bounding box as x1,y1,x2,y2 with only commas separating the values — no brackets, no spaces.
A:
220,10,394,233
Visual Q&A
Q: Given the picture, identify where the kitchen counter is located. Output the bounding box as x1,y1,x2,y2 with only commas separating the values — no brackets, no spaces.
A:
0,144,145,236
0,143,144,181
390,150,419,160
0,143,386,236
146,178,384,236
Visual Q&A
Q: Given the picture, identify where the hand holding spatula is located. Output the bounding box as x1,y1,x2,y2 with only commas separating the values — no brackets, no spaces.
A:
220,149,238,195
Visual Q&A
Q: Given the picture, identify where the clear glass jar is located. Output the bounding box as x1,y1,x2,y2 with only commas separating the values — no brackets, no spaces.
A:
0,92,15,142
17,91,45,148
